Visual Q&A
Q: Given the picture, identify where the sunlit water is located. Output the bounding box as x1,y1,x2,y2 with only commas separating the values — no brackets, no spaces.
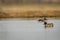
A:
0,19,60,40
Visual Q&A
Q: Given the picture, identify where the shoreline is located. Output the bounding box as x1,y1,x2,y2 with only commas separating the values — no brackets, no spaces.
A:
0,17,60,20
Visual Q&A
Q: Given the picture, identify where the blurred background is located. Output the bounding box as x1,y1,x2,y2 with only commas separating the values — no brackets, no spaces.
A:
0,0,60,4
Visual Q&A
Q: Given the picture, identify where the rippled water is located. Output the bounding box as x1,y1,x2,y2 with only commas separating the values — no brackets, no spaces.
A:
0,19,60,40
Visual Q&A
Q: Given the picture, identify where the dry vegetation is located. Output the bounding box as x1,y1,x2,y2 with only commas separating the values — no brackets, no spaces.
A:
0,4,60,19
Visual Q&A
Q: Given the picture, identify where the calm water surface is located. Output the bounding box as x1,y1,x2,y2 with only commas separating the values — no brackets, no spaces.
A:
0,19,60,40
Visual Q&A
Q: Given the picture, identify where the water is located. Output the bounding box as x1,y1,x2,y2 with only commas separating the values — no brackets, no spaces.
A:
0,19,60,40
